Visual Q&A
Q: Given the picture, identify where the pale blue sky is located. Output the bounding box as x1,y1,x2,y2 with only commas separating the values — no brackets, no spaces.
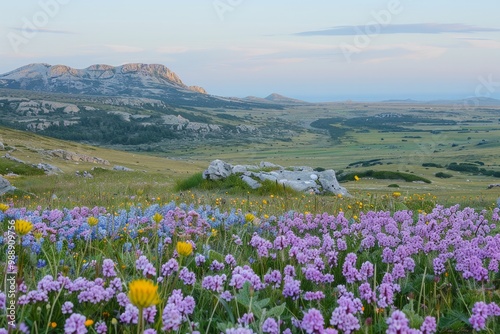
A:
1,1,499,101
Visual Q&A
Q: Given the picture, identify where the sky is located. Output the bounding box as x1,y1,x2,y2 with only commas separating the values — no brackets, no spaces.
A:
1,0,500,102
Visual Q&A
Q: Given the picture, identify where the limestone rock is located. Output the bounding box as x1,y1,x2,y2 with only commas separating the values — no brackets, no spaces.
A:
113,165,134,172
260,161,282,169
241,175,261,189
3,153,24,164
203,160,233,180
203,159,348,196
35,163,63,175
0,176,16,195
0,142,4,150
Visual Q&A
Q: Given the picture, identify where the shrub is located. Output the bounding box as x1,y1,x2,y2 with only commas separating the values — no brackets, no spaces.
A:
388,184,400,188
435,172,453,179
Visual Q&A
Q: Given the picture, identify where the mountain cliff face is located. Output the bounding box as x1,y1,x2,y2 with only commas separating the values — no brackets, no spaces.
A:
0,63,206,97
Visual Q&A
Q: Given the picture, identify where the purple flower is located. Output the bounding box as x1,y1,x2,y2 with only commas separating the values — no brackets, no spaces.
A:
420,316,437,334
238,312,255,326
135,255,156,277
225,254,237,266
220,290,233,301
284,265,296,277
120,304,138,324
102,259,117,277
359,283,376,303
179,267,196,286
303,291,325,301
202,274,227,292
262,317,279,334
210,260,225,271
469,301,490,331
161,259,179,277
264,270,282,288
301,308,324,334
225,326,255,334
0,292,6,309
62,301,74,314
386,310,410,334
195,254,206,266
64,313,87,334
161,303,183,331
282,276,301,300
143,329,157,334
95,321,107,334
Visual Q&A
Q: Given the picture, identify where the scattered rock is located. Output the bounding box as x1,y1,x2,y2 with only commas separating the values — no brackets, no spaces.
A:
260,161,282,169
75,171,93,178
203,159,349,196
35,163,63,175
113,165,134,172
0,142,4,150
0,176,16,195
45,149,110,165
203,160,233,180
488,184,500,189
3,153,24,164
241,175,261,189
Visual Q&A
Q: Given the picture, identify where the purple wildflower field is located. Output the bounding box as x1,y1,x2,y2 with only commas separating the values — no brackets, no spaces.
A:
1,201,500,333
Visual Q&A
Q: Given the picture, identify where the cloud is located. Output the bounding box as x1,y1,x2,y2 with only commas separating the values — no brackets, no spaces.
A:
156,46,190,54
295,23,500,36
104,44,143,53
354,44,447,64
462,38,500,49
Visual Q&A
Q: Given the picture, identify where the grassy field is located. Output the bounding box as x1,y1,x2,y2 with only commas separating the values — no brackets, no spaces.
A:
2,97,500,211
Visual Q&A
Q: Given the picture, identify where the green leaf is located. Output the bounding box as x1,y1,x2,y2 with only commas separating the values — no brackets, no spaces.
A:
236,281,251,307
208,249,225,263
266,303,286,318
438,309,468,331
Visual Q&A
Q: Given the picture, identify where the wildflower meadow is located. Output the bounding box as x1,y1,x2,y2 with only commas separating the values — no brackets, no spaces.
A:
1,196,500,333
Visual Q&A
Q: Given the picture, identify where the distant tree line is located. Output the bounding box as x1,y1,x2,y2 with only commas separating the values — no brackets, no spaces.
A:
40,111,177,145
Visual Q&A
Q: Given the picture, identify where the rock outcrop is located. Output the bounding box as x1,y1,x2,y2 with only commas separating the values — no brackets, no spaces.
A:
113,165,134,172
35,163,63,175
0,176,16,195
203,160,349,196
45,150,110,165
203,160,233,180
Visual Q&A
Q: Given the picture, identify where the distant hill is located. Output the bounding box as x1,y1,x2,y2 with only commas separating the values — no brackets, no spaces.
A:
244,93,307,105
0,63,281,109
265,93,308,104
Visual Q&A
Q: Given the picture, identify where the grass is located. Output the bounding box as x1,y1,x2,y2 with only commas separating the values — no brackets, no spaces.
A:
0,158,45,176
339,170,432,184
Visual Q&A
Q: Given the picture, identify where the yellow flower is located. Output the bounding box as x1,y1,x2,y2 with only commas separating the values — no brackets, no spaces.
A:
84,319,94,327
50,322,57,328
245,213,256,223
87,217,99,227
15,219,33,236
392,192,401,198
128,279,160,309
152,212,163,224
211,228,218,237
0,203,9,212
176,241,193,257
33,231,43,241
354,175,360,181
